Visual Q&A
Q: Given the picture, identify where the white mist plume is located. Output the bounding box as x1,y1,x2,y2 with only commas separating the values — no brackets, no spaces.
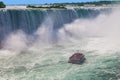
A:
33,16,54,47
2,16,54,52
59,9,120,40
3,30,28,52
58,9,120,52
2,8,120,53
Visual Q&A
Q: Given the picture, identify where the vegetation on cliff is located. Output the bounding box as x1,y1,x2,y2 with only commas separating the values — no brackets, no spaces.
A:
26,1,120,9
27,5,66,9
0,1,6,8
54,1,120,6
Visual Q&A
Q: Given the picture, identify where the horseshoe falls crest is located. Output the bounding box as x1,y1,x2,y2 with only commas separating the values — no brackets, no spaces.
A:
0,8,120,80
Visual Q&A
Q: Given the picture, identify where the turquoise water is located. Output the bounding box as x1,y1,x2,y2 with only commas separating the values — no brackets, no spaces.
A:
0,38,120,80
0,8,120,80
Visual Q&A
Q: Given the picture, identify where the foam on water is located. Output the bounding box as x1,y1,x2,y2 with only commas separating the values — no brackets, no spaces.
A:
0,8,120,80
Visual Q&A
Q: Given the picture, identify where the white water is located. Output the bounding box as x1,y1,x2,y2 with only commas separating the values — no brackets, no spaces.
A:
0,8,120,80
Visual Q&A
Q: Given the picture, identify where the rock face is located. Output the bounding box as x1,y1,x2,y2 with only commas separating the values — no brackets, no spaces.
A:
0,41,3,49
68,53,86,64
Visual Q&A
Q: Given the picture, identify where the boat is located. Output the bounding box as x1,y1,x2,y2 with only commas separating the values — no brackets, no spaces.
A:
68,52,86,64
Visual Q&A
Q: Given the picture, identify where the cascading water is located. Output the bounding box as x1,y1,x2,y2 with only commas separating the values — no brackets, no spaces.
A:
0,9,102,39
0,7,120,80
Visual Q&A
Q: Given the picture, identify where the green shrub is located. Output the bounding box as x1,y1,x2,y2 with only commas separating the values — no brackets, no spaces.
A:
0,1,6,8
27,5,66,9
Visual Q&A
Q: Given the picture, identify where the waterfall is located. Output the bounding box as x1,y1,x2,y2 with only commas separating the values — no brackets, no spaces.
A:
0,9,102,39
0,7,120,80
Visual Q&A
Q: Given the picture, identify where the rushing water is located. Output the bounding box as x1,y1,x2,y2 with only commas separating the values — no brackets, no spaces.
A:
0,8,120,80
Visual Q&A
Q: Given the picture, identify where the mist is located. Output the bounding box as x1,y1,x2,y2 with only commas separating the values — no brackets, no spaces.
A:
59,9,120,38
58,9,120,53
1,8,120,53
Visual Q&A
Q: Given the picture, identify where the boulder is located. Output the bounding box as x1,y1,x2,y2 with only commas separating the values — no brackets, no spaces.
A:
68,53,86,64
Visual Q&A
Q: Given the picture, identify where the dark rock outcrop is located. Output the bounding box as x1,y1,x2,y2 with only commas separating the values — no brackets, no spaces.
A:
0,41,3,49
